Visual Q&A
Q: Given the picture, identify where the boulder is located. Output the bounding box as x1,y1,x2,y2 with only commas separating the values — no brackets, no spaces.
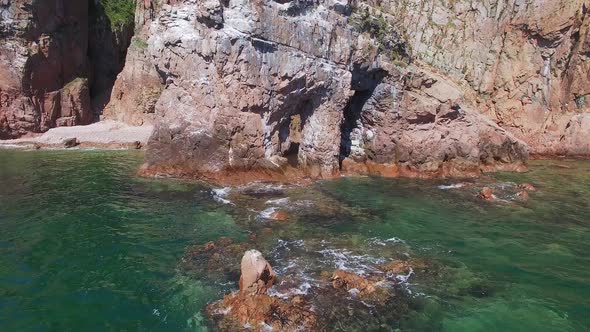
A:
518,183,536,191
207,249,317,331
239,250,276,295
63,137,78,148
516,191,530,201
478,187,495,200
269,210,289,221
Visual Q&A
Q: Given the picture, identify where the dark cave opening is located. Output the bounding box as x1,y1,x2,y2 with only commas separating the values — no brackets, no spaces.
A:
339,64,386,166
279,113,303,167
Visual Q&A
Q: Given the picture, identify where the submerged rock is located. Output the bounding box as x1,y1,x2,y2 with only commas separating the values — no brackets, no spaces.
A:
516,191,530,201
329,269,394,303
380,259,426,275
518,183,537,192
180,237,248,279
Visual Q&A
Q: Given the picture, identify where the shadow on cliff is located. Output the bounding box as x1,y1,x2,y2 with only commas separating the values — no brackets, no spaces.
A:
87,0,135,120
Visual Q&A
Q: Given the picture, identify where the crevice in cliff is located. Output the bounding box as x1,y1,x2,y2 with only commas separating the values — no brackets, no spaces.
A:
278,114,303,167
339,65,386,167
87,0,135,119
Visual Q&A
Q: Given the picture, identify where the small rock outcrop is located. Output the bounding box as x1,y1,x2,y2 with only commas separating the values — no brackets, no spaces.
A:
478,187,495,200
516,190,530,201
207,250,318,331
62,137,78,148
518,183,537,192
239,250,276,295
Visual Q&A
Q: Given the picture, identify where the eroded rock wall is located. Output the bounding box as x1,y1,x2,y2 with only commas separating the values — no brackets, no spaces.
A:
0,0,134,139
380,0,590,156
0,0,92,138
121,0,527,183
102,0,163,125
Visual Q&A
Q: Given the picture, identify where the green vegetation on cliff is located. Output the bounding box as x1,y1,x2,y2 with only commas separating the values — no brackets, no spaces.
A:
100,0,136,31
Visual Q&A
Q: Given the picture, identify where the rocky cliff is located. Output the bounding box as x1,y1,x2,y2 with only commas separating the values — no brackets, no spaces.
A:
108,0,531,183
3,0,588,182
383,0,590,156
0,0,133,139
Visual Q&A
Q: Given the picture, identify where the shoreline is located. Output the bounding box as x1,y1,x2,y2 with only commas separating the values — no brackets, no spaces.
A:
2,124,588,187
0,121,153,151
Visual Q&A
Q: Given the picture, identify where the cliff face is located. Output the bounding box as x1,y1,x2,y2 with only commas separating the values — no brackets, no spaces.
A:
0,0,133,139
107,0,530,183
3,0,587,181
383,0,590,155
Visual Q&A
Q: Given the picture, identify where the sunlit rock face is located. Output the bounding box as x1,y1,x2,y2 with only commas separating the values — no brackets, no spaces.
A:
124,0,528,183
383,0,590,156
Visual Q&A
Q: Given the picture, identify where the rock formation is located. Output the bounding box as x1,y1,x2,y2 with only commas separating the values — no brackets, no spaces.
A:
384,0,590,156
203,246,435,331
102,0,163,125
0,0,133,139
2,0,588,181
207,249,318,331
108,0,534,184
478,186,495,200
239,249,276,294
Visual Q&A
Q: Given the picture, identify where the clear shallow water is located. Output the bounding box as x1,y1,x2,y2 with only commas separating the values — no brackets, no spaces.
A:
0,150,589,331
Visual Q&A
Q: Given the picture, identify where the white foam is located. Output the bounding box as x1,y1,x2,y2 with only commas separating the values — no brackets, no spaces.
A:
395,267,414,283
260,322,274,331
212,306,232,315
257,207,279,221
348,288,360,296
438,183,465,190
367,237,405,246
318,248,386,275
211,187,232,204
265,197,290,205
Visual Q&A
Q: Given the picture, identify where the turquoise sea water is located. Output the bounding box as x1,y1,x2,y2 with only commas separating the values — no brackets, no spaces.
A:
0,150,589,331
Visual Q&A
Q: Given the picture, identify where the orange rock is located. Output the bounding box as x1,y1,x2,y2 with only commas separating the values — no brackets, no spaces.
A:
516,191,530,201
331,270,377,296
518,183,536,191
478,187,494,200
270,210,289,221
207,293,318,331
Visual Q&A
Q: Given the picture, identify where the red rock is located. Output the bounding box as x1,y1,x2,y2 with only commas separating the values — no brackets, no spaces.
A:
516,191,530,201
478,187,495,200
270,210,289,221
518,183,536,191
207,292,318,332
207,249,317,331
332,270,378,296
